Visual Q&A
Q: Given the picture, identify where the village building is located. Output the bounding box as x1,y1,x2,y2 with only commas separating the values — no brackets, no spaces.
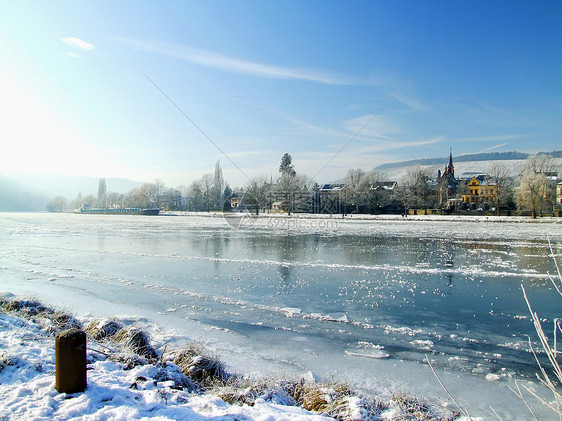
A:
229,191,244,209
461,175,497,207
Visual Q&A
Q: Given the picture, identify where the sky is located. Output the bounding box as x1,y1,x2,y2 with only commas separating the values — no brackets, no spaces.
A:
0,1,561,189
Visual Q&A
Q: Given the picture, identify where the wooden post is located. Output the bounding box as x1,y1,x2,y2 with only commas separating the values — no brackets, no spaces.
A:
55,329,87,393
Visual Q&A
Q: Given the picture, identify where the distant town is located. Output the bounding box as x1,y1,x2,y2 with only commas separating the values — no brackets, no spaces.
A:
38,150,562,219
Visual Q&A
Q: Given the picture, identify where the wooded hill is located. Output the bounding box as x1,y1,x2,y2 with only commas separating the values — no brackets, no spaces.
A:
375,151,562,171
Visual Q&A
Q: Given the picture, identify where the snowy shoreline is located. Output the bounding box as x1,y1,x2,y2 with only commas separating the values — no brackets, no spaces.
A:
0,295,467,421
164,211,561,224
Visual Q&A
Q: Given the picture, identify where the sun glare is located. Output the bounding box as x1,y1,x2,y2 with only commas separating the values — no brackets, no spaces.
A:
0,70,115,178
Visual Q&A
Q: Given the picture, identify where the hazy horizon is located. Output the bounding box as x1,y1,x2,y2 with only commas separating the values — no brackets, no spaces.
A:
1,2,561,188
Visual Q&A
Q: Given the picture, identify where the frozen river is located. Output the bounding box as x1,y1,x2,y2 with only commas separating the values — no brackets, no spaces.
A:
1,212,561,419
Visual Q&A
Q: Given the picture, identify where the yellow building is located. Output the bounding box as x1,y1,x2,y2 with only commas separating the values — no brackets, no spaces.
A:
462,176,497,206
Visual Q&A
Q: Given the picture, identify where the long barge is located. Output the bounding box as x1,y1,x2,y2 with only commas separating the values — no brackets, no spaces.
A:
76,207,160,215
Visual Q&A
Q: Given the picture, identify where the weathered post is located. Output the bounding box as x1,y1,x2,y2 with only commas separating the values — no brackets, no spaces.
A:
55,328,87,393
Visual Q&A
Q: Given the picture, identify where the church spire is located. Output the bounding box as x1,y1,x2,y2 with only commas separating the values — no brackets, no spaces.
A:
448,148,454,176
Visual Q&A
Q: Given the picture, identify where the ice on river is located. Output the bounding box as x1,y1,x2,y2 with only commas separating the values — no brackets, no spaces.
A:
0,212,560,419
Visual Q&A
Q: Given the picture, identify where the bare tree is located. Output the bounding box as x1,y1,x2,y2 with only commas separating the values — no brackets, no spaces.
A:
398,166,433,214
201,174,214,212
188,180,203,211
275,173,314,214
163,188,183,211
139,183,157,208
153,179,166,209
47,196,66,213
520,154,555,218
243,175,272,215
520,172,547,219
358,171,388,213
486,162,511,216
345,168,365,212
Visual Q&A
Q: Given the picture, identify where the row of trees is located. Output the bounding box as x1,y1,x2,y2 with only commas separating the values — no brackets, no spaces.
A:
47,153,560,218
186,162,233,212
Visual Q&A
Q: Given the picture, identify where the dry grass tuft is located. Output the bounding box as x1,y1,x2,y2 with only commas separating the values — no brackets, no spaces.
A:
391,393,454,420
42,310,82,333
212,377,297,407
170,346,229,389
292,380,389,420
112,327,158,360
85,319,123,341
2,299,52,317
296,381,354,413
107,352,147,370
0,353,20,372
1,298,81,333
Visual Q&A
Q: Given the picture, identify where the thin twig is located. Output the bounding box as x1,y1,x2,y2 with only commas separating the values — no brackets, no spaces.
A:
424,355,472,420
508,379,540,421
489,405,503,421
87,347,110,357
522,382,562,416
547,234,562,288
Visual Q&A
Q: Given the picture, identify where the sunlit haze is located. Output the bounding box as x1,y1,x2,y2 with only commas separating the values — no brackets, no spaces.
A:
1,1,560,188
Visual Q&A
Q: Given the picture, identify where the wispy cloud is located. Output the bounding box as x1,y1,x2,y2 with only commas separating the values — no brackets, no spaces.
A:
120,38,363,85
289,119,351,139
459,134,525,142
62,52,83,58
61,37,95,51
479,143,509,153
355,136,444,152
341,114,400,140
393,92,428,111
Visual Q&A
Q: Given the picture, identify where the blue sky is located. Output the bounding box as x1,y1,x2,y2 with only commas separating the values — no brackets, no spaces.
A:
1,1,560,188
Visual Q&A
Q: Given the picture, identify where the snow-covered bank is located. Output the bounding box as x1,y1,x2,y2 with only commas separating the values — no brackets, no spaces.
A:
0,295,465,421
165,211,561,224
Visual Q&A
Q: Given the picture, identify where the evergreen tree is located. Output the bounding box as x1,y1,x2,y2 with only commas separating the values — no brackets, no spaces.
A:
279,153,296,177
97,178,107,207
211,161,224,209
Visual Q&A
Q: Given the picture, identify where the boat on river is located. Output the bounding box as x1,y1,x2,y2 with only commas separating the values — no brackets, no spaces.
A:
76,206,160,215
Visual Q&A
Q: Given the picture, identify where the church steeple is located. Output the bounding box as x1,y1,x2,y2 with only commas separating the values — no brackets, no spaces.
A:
448,148,454,176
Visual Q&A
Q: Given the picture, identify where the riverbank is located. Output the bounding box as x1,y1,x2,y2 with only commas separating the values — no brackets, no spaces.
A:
164,211,561,224
0,294,466,421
